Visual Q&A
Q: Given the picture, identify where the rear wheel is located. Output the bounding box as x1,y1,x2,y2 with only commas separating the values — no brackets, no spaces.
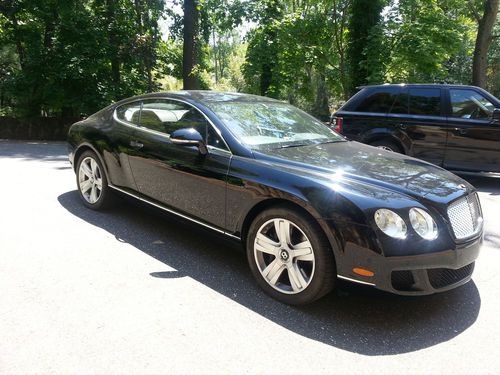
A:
370,139,403,153
246,205,336,305
76,151,114,210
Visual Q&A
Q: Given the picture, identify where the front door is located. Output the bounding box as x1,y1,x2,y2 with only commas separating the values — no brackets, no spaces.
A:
444,88,500,173
126,98,231,230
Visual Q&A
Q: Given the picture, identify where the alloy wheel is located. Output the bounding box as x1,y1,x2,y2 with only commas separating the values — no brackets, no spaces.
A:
78,156,103,204
254,218,315,294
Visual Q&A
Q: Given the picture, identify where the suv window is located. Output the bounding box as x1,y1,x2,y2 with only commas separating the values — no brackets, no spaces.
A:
354,88,399,113
139,99,229,151
408,88,441,116
450,89,494,120
390,92,409,114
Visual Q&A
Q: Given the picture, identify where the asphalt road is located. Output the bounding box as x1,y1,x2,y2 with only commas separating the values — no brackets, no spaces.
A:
1,141,499,374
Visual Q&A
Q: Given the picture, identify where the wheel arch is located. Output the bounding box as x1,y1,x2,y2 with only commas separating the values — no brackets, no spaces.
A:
73,143,111,181
240,198,342,263
364,133,406,153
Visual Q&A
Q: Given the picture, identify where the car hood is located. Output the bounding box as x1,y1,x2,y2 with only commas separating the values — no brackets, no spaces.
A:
253,141,473,203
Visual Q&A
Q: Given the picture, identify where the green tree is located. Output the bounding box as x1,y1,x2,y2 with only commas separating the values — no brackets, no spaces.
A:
346,0,386,94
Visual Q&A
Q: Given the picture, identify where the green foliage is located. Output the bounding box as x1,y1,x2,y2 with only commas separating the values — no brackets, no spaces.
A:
0,0,497,121
347,0,386,93
383,0,470,84
0,0,167,117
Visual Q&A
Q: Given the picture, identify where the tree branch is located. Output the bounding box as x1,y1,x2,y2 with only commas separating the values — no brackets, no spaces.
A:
467,0,482,23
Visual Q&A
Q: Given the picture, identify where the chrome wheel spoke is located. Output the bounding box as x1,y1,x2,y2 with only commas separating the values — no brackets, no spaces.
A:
292,240,314,261
81,162,93,178
274,219,291,246
90,159,98,176
287,264,307,292
80,179,92,194
262,260,286,285
255,233,280,256
95,177,103,189
90,185,98,203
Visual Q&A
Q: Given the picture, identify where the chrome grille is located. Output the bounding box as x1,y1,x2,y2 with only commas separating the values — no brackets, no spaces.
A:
447,193,483,240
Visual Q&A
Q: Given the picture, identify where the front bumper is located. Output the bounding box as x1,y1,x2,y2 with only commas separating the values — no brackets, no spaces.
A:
336,235,482,295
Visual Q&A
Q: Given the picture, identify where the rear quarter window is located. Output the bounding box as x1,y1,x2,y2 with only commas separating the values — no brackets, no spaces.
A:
344,87,400,113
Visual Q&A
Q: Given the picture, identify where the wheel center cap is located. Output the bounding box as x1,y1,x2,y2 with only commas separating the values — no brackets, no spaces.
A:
280,249,290,261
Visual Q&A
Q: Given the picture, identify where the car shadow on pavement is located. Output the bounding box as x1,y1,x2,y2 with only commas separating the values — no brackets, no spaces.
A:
58,190,481,356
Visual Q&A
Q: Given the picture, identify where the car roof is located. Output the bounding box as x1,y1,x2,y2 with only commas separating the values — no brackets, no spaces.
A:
357,83,483,90
115,90,282,106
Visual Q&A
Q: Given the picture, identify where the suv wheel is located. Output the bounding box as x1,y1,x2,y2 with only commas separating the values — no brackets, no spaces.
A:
370,139,403,153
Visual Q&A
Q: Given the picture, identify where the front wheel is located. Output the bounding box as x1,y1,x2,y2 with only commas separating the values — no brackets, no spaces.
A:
76,151,114,210
246,206,336,305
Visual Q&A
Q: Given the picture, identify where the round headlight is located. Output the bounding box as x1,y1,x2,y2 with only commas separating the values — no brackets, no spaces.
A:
374,209,407,239
409,208,438,240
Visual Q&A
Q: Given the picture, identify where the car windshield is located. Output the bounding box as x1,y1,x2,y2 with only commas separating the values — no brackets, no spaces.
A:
207,101,344,150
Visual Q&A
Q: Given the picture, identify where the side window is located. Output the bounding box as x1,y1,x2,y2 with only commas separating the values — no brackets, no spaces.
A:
116,101,142,124
408,88,441,116
354,88,399,113
139,99,229,151
390,92,409,114
450,89,494,120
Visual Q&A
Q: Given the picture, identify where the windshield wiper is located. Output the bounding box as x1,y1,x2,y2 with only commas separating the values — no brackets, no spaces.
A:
279,143,308,149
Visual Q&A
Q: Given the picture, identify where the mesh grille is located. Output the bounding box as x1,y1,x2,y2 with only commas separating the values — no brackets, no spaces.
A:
427,263,475,289
447,193,482,240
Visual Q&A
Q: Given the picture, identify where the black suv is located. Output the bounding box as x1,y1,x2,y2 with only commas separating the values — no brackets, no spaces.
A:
332,84,500,174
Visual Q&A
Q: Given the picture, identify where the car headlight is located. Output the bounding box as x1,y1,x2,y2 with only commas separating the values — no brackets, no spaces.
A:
374,209,407,239
409,208,438,240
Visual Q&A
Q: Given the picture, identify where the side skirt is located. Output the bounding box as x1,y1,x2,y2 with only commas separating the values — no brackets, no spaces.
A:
108,184,241,241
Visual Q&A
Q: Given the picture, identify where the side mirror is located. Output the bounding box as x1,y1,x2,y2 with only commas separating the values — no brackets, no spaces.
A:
492,108,500,123
170,128,208,155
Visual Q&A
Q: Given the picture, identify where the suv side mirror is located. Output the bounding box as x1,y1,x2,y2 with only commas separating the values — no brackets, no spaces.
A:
492,108,500,123
170,128,208,155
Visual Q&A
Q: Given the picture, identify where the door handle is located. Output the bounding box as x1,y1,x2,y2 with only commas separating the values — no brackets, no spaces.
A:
397,123,407,130
130,140,144,149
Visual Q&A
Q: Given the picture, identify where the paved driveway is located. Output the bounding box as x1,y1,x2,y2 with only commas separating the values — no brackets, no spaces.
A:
1,141,499,374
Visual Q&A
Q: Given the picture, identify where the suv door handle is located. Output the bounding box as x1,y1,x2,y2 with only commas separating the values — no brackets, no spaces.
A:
454,128,468,135
130,140,144,149
397,123,407,130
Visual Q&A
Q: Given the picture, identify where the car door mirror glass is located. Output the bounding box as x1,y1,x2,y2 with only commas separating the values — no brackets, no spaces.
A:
170,128,208,155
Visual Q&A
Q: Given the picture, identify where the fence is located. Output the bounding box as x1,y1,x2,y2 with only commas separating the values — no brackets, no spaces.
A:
0,117,80,141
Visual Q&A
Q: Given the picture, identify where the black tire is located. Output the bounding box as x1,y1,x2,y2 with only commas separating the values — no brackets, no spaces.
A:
246,205,336,305
75,150,114,210
369,139,403,153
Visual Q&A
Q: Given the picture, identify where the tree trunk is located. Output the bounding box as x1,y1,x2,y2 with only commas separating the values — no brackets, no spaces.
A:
472,0,499,88
183,0,200,90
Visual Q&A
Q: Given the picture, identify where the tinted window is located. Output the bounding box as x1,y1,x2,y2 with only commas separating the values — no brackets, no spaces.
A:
450,89,494,119
139,99,228,150
390,93,409,114
408,88,441,116
116,101,142,124
355,88,399,113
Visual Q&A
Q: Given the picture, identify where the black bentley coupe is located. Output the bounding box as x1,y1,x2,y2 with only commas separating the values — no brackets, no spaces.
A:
68,91,483,305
